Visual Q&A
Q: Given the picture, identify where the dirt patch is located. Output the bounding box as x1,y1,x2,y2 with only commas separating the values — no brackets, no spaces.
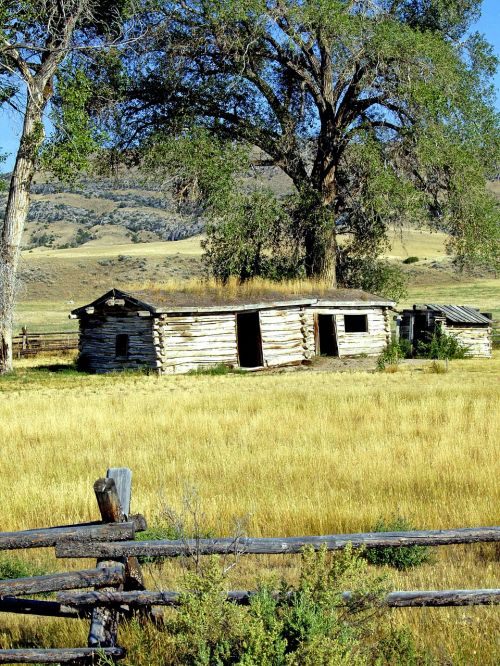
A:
268,356,379,374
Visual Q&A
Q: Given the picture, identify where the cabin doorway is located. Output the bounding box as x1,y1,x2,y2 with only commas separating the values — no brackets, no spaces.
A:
236,312,263,368
317,315,339,356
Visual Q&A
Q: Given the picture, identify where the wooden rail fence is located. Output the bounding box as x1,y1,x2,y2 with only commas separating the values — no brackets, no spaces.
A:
12,329,78,358
0,467,499,664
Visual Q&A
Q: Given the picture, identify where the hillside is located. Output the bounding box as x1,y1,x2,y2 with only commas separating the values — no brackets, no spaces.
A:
0,171,497,332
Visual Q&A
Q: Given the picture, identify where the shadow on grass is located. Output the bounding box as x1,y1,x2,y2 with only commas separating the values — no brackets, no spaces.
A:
30,363,81,375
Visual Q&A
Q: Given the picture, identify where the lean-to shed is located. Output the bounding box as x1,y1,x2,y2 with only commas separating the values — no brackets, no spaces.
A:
71,288,394,374
399,304,493,358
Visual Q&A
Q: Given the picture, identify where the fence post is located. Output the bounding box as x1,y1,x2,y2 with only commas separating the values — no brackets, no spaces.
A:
87,468,139,656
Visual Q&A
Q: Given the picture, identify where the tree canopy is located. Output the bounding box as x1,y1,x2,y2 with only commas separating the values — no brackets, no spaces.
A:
119,0,499,284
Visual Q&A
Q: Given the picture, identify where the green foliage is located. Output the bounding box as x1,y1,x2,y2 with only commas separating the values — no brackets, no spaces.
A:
416,325,469,360
377,339,412,371
337,256,408,302
203,189,302,283
153,545,405,665
42,68,101,183
127,0,500,280
361,517,432,571
402,256,419,265
0,555,46,580
143,128,249,216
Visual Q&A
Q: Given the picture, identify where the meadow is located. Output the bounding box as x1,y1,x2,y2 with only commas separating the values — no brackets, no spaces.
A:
1,223,499,663
0,354,499,663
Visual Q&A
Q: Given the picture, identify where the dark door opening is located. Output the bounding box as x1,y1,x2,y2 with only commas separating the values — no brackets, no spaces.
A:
317,315,338,356
237,312,263,368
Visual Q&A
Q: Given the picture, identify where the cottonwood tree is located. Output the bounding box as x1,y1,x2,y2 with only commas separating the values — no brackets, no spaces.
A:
130,0,500,284
0,0,137,373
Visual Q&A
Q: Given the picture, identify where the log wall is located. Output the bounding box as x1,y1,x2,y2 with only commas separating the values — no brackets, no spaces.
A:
79,312,158,373
158,313,238,374
259,307,311,367
78,304,393,373
443,324,492,358
305,307,391,358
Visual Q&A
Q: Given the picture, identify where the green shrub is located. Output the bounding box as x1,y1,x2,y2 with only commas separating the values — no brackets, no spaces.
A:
416,325,469,360
120,545,437,665
0,555,47,580
126,545,432,665
361,517,432,570
427,360,448,374
402,256,419,264
376,339,412,371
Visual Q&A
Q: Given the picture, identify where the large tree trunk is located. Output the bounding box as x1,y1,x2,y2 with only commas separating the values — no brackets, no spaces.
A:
0,93,46,373
303,168,338,286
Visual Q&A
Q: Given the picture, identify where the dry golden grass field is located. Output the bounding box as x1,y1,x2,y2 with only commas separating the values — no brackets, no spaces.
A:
1,221,499,663
0,353,499,663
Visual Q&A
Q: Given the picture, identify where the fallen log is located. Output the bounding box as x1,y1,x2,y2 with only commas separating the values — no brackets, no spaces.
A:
0,647,125,663
0,522,137,551
56,526,500,559
0,564,125,596
57,588,500,609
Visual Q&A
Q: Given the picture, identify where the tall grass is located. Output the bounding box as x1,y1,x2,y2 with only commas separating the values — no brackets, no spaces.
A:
0,356,498,662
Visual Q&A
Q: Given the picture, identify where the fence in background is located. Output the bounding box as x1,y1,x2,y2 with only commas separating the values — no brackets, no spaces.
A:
0,468,499,664
12,330,78,358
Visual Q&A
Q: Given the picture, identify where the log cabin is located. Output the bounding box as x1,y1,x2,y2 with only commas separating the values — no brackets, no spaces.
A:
70,288,395,374
398,304,493,358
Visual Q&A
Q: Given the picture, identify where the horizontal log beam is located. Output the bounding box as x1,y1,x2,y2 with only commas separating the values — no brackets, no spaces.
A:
0,522,137,551
56,527,500,559
58,588,500,610
0,564,125,596
0,597,86,619
0,647,125,663
381,589,500,607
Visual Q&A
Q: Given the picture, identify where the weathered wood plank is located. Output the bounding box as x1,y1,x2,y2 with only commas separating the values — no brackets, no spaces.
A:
93,479,126,523
89,468,142,652
106,469,132,520
58,588,500,610
0,564,125,596
380,589,500,607
0,647,125,663
56,527,500,559
0,523,136,551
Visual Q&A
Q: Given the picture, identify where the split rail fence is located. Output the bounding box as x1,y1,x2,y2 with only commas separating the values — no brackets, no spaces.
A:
0,468,499,664
12,330,78,358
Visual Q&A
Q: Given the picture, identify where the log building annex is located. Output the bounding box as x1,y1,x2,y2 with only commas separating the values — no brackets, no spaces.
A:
71,288,395,374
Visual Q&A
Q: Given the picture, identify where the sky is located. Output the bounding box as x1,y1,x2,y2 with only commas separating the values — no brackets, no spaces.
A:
0,0,499,171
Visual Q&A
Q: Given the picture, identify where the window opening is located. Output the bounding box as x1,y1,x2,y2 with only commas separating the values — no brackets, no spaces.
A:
344,314,368,333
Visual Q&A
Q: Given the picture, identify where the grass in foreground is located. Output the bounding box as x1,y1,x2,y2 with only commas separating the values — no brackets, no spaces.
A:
0,354,498,662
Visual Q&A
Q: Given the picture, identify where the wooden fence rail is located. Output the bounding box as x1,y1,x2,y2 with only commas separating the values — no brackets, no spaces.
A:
0,522,136,551
12,330,78,358
56,587,500,610
0,467,498,665
55,526,500,559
